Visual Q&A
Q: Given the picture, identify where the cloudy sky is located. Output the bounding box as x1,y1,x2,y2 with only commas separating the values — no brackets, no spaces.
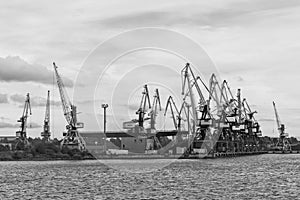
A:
0,0,300,139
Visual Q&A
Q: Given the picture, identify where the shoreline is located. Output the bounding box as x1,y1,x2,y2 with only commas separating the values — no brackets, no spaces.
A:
1,150,300,162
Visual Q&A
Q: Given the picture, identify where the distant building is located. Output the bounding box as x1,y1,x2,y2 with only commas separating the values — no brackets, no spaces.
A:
0,136,16,150
121,137,147,153
79,131,121,154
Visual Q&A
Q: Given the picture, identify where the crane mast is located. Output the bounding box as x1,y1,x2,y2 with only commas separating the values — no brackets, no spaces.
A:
53,62,86,151
136,84,151,128
164,96,181,130
146,88,162,149
41,90,51,141
16,93,32,148
208,74,223,114
53,63,75,127
220,80,238,117
149,89,161,130
273,101,291,151
273,101,282,133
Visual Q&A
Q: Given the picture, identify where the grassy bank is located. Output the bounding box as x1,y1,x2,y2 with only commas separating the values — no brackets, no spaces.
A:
0,139,94,161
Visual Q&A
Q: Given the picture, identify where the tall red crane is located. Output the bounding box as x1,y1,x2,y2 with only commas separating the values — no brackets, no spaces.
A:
16,93,32,148
41,90,51,141
53,62,86,151
273,101,291,151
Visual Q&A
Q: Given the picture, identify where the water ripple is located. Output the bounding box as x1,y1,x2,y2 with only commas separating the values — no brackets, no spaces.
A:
0,154,299,199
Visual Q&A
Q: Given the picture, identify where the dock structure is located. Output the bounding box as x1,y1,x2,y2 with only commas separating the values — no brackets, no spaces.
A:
76,63,266,158
176,63,264,158
52,62,296,158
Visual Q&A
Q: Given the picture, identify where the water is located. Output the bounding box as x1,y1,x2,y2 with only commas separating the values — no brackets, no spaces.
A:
0,154,299,199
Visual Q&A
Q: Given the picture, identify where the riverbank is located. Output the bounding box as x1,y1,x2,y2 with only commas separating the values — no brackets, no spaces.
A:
0,151,95,161
0,139,95,161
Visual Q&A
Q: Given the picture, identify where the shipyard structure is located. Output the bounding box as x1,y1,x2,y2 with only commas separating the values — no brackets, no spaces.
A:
1,62,298,159
51,62,269,158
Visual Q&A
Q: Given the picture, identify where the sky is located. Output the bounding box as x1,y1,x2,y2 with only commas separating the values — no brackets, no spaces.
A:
0,0,300,139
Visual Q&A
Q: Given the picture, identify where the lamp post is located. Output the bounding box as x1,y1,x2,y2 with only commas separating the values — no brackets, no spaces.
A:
101,104,109,134
101,104,108,154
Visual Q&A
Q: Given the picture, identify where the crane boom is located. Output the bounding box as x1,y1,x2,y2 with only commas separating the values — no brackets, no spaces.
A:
164,96,180,130
273,101,281,130
41,90,51,141
149,88,161,130
53,62,86,151
45,90,50,124
136,84,151,127
53,62,75,127
272,101,291,151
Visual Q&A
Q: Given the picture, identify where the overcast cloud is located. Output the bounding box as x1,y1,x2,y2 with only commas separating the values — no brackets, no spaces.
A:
0,0,299,138
0,56,73,87
10,93,60,107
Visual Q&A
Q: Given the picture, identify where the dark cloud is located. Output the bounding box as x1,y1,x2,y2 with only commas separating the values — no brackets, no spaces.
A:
10,93,60,107
30,96,61,107
0,116,10,121
237,76,244,82
258,118,275,122
28,122,42,128
0,121,41,129
10,94,25,103
0,122,19,128
96,0,300,29
0,56,73,87
0,93,8,103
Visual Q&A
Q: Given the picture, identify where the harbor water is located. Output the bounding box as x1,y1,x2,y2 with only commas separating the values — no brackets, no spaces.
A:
0,154,299,199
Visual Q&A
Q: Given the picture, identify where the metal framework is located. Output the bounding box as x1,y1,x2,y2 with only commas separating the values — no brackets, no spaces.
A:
273,101,291,151
178,63,263,156
15,93,32,148
164,96,181,131
41,90,51,141
136,84,151,128
53,62,86,151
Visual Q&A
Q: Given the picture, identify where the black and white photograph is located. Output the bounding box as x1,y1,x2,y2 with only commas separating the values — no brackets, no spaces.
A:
0,0,299,199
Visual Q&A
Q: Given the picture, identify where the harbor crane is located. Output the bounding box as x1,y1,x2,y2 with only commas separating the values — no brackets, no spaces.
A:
208,74,223,116
164,96,191,145
53,62,86,151
242,98,261,136
181,63,216,153
136,84,151,128
15,93,32,148
123,84,152,133
148,89,161,130
220,80,238,118
147,88,162,149
41,90,51,141
164,96,181,131
273,101,291,151
181,63,211,129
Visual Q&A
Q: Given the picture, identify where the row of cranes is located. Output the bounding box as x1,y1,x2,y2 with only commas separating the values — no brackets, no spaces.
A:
120,63,263,155
13,62,291,155
123,85,163,149
164,63,263,154
14,62,86,150
15,91,51,149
